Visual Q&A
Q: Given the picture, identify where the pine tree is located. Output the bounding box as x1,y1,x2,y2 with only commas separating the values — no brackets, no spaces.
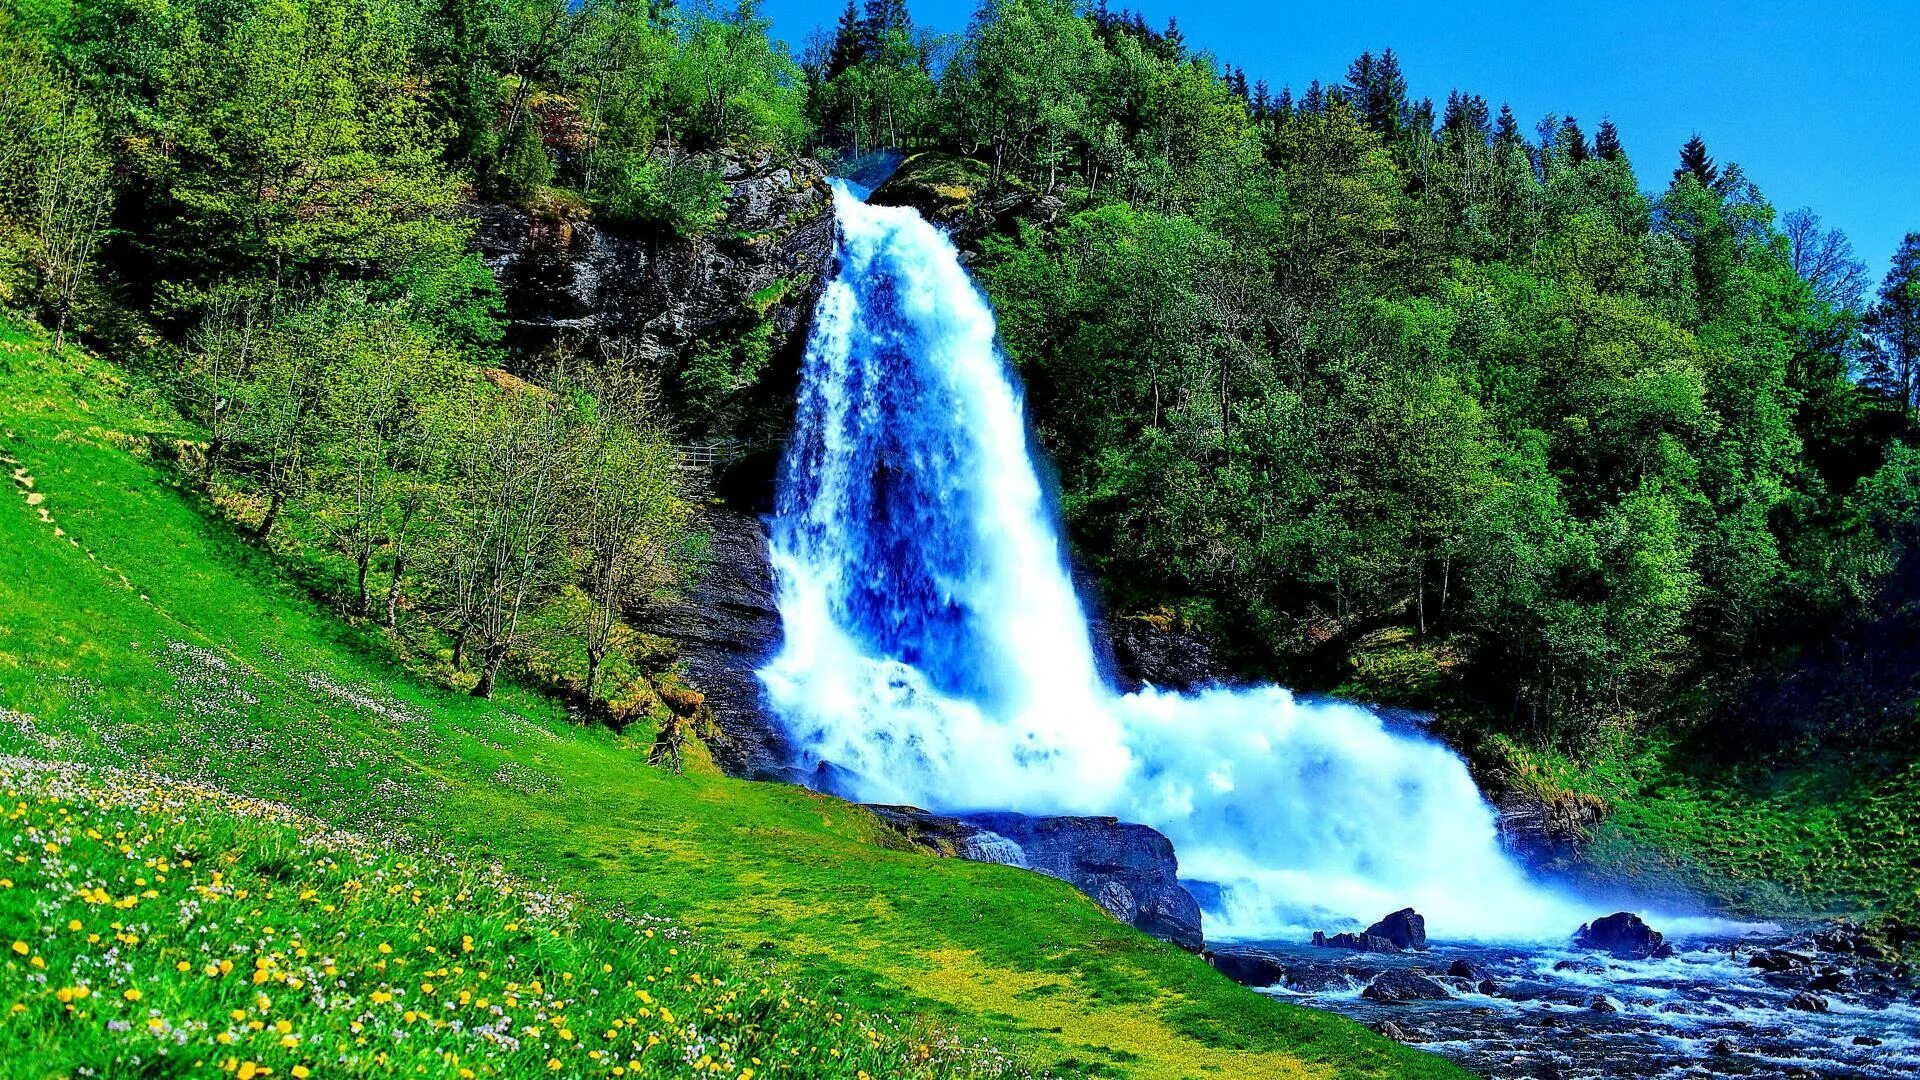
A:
1301,79,1325,115
1594,118,1624,162
1494,103,1520,145
1559,116,1590,165
1675,134,1718,188
827,0,864,77
1251,78,1273,121
858,0,911,58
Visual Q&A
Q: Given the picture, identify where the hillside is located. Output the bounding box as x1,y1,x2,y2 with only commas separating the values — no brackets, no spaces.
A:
0,320,1463,1077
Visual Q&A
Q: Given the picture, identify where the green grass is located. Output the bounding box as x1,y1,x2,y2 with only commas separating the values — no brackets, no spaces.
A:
0,319,1463,1078
1,759,951,1078
1493,734,1920,925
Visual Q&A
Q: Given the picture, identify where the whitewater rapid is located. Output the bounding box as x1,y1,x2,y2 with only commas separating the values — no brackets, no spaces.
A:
759,183,1592,941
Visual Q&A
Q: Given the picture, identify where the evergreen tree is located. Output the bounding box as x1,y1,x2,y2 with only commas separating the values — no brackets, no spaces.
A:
1344,48,1408,137
1494,102,1520,145
1558,115,1590,165
1300,79,1325,114
857,0,911,57
1594,117,1623,161
826,0,864,77
1675,134,1718,187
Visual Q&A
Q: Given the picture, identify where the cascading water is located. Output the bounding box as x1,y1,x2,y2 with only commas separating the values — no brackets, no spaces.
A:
760,182,1589,941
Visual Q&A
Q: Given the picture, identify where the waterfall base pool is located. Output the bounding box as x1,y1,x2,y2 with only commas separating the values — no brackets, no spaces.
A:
1222,931,1918,1079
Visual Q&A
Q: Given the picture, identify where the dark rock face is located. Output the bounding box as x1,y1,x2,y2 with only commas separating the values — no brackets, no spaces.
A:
1573,912,1674,960
635,505,792,780
1366,908,1429,951
1099,611,1226,693
1208,948,1288,988
1362,970,1452,1003
867,806,1204,952
867,152,1064,252
473,149,835,374
966,812,1205,952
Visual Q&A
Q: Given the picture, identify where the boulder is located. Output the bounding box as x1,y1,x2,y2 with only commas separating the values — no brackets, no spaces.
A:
1375,1021,1416,1043
1572,912,1673,960
1747,948,1813,973
867,806,1204,952
1588,996,1620,1013
1365,908,1428,951
1813,921,1890,961
1208,949,1287,988
1361,970,1452,1003
1447,959,1486,980
965,812,1205,952
1785,990,1829,1012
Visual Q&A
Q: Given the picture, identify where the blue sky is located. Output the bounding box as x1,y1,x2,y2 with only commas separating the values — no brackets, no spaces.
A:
760,0,1919,281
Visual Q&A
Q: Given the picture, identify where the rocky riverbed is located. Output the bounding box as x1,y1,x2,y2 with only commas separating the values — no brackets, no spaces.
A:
1211,920,1918,1079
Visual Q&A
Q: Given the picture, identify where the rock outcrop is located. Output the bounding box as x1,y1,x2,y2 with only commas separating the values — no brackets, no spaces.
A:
867,152,1063,252
1207,948,1288,988
1573,912,1674,960
472,148,835,429
1366,908,1429,951
1312,908,1429,954
636,505,793,779
1362,970,1452,1003
867,805,1205,952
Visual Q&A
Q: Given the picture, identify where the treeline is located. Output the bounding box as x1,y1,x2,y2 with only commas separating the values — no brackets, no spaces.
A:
8,0,1920,754
803,0,1920,751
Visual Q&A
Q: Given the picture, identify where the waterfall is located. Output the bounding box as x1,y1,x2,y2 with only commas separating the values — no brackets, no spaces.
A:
760,183,1588,941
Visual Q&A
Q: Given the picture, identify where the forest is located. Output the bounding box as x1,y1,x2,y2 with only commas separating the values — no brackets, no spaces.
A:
4,0,1919,912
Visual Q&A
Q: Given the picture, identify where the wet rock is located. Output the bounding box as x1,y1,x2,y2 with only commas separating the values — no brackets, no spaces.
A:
1809,967,1850,992
637,506,792,778
1784,990,1829,1012
1572,912,1673,960
1365,908,1428,951
1208,949,1287,988
1747,948,1814,973
1375,1021,1416,1043
1587,996,1619,1013
1097,608,1226,693
1448,959,1486,980
1313,930,1402,953
965,812,1205,952
1477,978,1500,996
865,806,1203,951
1854,1035,1883,1046
1362,970,1452,1003
1552,958,1608,976
1814,920,1890,961
1283,963,1365,993
1711,1038,1736,1056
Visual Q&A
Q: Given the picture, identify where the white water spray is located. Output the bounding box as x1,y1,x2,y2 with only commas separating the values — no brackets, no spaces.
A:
761,184,1591,941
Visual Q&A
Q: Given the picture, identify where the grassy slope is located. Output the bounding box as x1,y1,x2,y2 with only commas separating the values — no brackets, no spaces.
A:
1506,738,1920,924
0,759,951,1078
0,320,1461,1079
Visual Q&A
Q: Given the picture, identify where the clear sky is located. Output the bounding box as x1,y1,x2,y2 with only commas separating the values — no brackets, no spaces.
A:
760,0,1920,282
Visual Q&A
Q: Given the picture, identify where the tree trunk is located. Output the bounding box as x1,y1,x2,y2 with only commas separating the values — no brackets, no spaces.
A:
472,641,509,699
584,645,605,711
354,549,372,618
384,549,406,629
258,490,284,541
451,625,469,671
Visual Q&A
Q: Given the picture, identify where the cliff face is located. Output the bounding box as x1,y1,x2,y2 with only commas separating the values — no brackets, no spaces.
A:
471,148,837,432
